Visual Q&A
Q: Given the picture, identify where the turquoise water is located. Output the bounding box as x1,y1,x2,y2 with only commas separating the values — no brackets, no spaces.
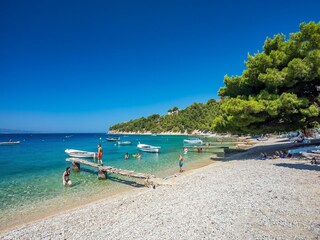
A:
0,133,215,229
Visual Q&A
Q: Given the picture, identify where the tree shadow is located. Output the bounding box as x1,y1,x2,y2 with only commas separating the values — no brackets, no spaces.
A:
275,163,320,172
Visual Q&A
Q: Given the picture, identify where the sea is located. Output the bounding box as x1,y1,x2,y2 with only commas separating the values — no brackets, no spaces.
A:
0,133,222,231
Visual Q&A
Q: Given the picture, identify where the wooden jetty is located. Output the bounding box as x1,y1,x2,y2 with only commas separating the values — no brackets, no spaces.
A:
66,158,155,181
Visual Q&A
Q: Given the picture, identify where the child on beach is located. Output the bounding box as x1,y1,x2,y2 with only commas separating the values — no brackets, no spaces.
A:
179,154,184,172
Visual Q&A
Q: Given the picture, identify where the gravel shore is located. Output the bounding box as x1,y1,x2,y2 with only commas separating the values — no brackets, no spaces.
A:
1,156,320,239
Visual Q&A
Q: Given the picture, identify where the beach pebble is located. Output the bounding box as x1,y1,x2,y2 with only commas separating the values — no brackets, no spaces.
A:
1,158,320,239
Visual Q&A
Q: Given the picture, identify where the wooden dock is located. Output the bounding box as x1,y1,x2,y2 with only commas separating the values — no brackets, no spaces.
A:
66,158,155,180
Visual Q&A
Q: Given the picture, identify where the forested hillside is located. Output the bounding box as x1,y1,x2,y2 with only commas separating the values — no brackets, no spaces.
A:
109,99,219,133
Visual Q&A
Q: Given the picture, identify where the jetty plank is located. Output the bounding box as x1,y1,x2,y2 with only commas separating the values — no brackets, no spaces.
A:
66,158,155,179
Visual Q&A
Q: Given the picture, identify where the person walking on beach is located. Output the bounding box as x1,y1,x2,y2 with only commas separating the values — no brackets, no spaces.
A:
179,154,184,172
98,144,103,165
62,167,72,186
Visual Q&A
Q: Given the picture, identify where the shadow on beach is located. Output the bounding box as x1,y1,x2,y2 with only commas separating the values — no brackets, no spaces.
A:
73,168,145,188
212,139,320,161
274,163,320,172
107,175,145,188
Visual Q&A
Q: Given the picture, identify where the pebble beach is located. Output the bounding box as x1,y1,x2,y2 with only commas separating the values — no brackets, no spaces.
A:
1,151,320,239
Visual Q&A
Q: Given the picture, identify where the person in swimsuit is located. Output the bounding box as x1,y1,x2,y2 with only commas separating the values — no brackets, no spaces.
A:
179,154,184,172
98,144,103,165
62,167,72,186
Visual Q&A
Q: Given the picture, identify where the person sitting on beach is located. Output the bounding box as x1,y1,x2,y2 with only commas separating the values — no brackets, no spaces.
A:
294,134,305,143
279,151,288,158
62,167,72,186
124,153,129,160
258,152,267,160
272,151,280,159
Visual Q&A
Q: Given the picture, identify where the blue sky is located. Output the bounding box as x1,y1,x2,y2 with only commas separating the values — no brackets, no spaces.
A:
0,0,319,132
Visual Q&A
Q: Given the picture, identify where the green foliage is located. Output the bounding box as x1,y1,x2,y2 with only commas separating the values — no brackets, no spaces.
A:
110,99,220,133
214,21,320,134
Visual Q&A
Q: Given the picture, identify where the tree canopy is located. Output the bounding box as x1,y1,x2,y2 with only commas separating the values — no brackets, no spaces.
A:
213,21,320,134
110,99,219,134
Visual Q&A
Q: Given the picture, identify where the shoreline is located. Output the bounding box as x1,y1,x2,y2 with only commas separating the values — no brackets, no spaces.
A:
2,139,320,238
0,153,215,234
1,153,319,239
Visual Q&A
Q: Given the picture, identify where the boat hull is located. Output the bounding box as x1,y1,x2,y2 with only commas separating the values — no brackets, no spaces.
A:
118,141,132,145
137,143,160,153
0,141,20,145
183,139,203,145
139,148,160,153
106,138,120,142
65,149,97,158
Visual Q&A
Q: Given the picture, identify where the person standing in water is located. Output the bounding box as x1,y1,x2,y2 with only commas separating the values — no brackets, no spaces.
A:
62,167,72,186
179,154,184,172
98,143,103,165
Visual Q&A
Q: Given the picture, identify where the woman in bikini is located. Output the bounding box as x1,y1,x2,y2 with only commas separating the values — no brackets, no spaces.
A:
62,167,72,186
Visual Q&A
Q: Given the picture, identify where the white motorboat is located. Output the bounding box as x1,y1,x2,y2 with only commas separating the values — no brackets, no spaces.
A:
0,141,20,145
106,137,120,142
183,138,203,145
118,141,132,145
65,149,97,158
137,143,160,153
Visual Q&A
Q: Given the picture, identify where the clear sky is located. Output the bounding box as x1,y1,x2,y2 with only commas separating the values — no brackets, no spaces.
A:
0,0,319,133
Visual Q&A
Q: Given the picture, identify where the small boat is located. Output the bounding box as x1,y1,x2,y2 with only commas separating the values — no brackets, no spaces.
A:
65,149,97,158
118,141,132,145
0,141,20,145
106,137,120,142
137,143,160,153
183,138,203,145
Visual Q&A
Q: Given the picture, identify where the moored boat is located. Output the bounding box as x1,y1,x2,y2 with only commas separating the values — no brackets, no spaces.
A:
106,137,120,142
118,141,132,145
137,143,160,153
65,149,97,158
0,141,20,145
183,138,203,145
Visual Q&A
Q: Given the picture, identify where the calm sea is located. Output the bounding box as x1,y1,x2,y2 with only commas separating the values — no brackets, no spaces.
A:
0,133,219,230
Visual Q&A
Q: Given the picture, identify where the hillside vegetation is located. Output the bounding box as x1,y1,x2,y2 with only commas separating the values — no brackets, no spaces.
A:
109,99,219,134
110,21,320,134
